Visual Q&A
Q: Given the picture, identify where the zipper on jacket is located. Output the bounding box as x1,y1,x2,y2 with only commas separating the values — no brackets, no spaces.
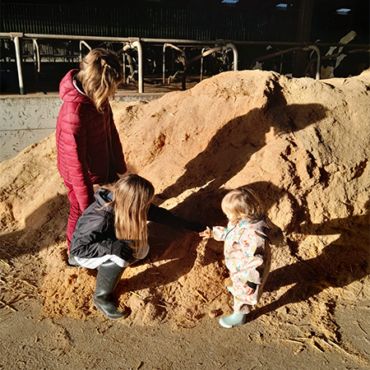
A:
103,109,110,184
107,108,117,172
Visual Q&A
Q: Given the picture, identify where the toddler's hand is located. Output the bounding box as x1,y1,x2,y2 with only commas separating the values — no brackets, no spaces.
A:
199,227,212,239
245,286,255,295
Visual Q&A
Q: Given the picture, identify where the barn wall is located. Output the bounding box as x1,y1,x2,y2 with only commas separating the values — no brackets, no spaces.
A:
0,92,164,162
1,3,298,41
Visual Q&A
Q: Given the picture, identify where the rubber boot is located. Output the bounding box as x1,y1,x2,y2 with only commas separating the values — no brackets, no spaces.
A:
226,286,234,295
219,312,247,328
93,261,126,320
67,254,79,267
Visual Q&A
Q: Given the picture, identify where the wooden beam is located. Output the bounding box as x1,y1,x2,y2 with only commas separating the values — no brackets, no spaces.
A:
293,0,315,77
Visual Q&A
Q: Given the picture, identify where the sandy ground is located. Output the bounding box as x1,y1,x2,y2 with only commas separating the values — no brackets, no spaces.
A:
1,298,369,370
1,69,370,369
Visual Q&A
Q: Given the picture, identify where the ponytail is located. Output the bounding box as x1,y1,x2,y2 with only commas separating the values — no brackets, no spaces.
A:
76,48,123,113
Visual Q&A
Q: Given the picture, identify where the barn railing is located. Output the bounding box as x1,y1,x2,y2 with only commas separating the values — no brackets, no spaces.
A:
1,32,369,95
1,32,240,94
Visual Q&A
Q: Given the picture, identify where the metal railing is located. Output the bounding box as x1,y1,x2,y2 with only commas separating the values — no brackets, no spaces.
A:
2,33,239,94
1,32,369,95
250,45,321,80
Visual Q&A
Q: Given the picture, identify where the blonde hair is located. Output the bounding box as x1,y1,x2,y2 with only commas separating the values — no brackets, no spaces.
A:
221,186,264,223
110,175,154,256
76,48,123,113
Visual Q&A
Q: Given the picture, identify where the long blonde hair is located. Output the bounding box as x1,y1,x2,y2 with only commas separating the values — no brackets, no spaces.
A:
76,48,123,113
110,175,154,256
221,186,264,223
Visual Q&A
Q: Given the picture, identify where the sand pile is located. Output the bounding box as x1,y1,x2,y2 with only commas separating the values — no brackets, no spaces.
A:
1,70,369,341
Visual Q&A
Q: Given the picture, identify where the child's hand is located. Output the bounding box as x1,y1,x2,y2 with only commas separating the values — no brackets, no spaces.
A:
245,286,255,295
199,227,213,239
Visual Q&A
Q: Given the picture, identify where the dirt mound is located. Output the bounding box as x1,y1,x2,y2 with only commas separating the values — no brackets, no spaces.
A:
1,70,369,343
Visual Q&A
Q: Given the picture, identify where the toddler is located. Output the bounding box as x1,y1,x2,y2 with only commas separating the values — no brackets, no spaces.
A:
200,186,275,328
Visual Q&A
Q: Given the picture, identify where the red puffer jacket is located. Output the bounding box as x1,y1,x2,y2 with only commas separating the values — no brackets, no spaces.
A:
56,69,126,211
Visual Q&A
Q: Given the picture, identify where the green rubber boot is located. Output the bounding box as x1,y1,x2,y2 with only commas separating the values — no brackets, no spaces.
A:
93,261,126,320
226,286,234,295
67,254,79,267
219,313,247,328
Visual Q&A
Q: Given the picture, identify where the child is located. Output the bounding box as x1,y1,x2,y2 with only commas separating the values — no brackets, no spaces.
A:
56,48,126,249
69,174,203,320
200,186,279,328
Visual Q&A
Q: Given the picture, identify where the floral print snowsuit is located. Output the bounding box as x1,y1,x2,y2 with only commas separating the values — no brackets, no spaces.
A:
213,217,271,314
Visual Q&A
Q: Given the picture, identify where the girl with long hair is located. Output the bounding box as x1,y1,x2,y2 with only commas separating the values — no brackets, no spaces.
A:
56,48,126,250
69,174,203,319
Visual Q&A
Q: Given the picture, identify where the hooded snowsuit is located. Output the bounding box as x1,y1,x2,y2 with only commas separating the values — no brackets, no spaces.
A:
56,69,126,246
213,217,271,314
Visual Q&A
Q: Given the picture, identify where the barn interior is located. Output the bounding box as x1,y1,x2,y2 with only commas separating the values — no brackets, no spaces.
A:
0,2,370,369
1,0,369,94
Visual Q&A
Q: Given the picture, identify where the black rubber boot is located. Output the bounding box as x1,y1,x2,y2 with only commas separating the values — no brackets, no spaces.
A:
67,254,80,267
93,261,126,319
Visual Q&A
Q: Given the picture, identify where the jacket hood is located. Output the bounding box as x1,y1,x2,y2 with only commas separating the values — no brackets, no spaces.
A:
59,69,92,105
94,188,114,208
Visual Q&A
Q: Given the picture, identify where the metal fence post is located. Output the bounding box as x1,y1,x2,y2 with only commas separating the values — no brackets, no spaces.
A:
11,33,25,95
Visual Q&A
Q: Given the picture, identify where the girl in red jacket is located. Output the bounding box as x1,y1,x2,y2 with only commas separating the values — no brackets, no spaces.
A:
56,48,126,249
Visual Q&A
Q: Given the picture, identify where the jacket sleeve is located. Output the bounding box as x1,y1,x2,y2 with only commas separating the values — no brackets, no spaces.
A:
109,107,127,175
70,206,132,261
212,226,228,241
62,111,94,210
147,204,203,232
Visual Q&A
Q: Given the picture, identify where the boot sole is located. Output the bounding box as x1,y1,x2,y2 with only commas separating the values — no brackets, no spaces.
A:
219,317,246,329
93,303,126,320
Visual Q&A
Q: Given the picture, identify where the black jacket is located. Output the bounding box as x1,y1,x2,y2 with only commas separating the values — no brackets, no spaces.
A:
70,188,202,260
